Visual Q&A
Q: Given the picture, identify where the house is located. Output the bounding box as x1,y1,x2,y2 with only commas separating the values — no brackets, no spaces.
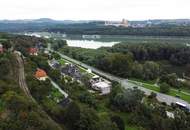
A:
0,43,3,53
35,69,47,81
49,59,61,69
91,81,111,95
90,75,111,94
61,64,82,80
29,47,38,56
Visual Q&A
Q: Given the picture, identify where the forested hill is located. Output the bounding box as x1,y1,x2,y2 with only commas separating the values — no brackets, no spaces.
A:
48,24,190,36
1,19,190,36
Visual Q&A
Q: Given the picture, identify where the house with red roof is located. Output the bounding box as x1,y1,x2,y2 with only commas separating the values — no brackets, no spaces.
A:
29,47,38,56
35,69,47,81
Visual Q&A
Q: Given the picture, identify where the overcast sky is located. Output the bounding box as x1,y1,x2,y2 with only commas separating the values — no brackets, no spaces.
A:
0,0,190,20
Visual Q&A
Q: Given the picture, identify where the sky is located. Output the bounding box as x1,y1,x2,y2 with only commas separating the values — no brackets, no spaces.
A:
0,0,190,21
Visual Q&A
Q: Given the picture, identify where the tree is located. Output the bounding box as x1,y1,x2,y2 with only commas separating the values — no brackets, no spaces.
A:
132,61,143,79
143,61,160,80
160,73,179,88
148,92,157,99
49,69,61,82
75,107,99,130
111,115,125,130
111,88,144,112
160,82,170,93
99,53,133,77
79,92,97,108
64,102,81,129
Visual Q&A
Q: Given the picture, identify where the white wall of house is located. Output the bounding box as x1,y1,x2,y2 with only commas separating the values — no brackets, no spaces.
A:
30,52,38,56
37,76,47,81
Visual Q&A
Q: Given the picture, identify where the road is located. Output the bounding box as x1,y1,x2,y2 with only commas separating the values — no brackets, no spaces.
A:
50,49,190,109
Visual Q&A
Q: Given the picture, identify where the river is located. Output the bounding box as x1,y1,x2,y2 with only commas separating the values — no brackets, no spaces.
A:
23,32,190,49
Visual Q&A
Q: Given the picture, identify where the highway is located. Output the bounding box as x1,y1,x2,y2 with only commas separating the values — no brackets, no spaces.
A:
50,49,190,109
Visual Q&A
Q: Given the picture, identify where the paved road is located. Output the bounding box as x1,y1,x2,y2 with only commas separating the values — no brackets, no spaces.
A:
50,49,190,109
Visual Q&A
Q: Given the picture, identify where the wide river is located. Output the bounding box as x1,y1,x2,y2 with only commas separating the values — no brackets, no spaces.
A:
23,32,190,49
66,40,118,49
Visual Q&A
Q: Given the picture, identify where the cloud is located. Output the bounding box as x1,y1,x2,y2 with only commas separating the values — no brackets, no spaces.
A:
0,0,189,20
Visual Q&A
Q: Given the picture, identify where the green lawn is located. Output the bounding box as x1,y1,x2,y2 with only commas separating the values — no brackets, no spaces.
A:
59,59,66,65
49,88,64,103
0,38,7,42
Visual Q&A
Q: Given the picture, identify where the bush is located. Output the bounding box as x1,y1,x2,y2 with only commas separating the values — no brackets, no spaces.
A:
160,82,170,93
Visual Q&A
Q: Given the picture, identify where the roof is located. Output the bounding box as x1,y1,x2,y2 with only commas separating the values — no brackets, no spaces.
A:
50,60,61,69
35,69,47,78
29,48,38,53
93,81,110,88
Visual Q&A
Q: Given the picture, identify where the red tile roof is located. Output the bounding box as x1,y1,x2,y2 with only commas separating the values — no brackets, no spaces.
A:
35,69,47,78
29,48,38,54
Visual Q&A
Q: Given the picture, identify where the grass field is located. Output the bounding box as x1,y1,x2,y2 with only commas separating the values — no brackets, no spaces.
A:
0,38,7,42
59,59,66,65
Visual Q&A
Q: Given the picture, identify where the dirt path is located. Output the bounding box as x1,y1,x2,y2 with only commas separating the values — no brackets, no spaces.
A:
14,53,63,130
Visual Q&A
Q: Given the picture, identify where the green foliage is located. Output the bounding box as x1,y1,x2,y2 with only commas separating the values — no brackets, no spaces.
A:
111,115,125,130
51,39,67,51
0,90,62,130
64,102,81,129
110,42,190,66
47,23,190,36
142,61,160,80
11,35,46,56
148,92,157,99
26,75,52,101
79,91,97,108
110,88,144,112
75,107,100,130
97,53,133,77
160,73,180,88
160,82,170,93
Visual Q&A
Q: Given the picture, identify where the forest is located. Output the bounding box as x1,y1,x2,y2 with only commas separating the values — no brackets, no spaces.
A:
59,42,190,91
48,24,190,36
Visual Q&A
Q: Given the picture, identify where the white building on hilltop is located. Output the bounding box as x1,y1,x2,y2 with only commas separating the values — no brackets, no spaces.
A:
105,19,129,27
